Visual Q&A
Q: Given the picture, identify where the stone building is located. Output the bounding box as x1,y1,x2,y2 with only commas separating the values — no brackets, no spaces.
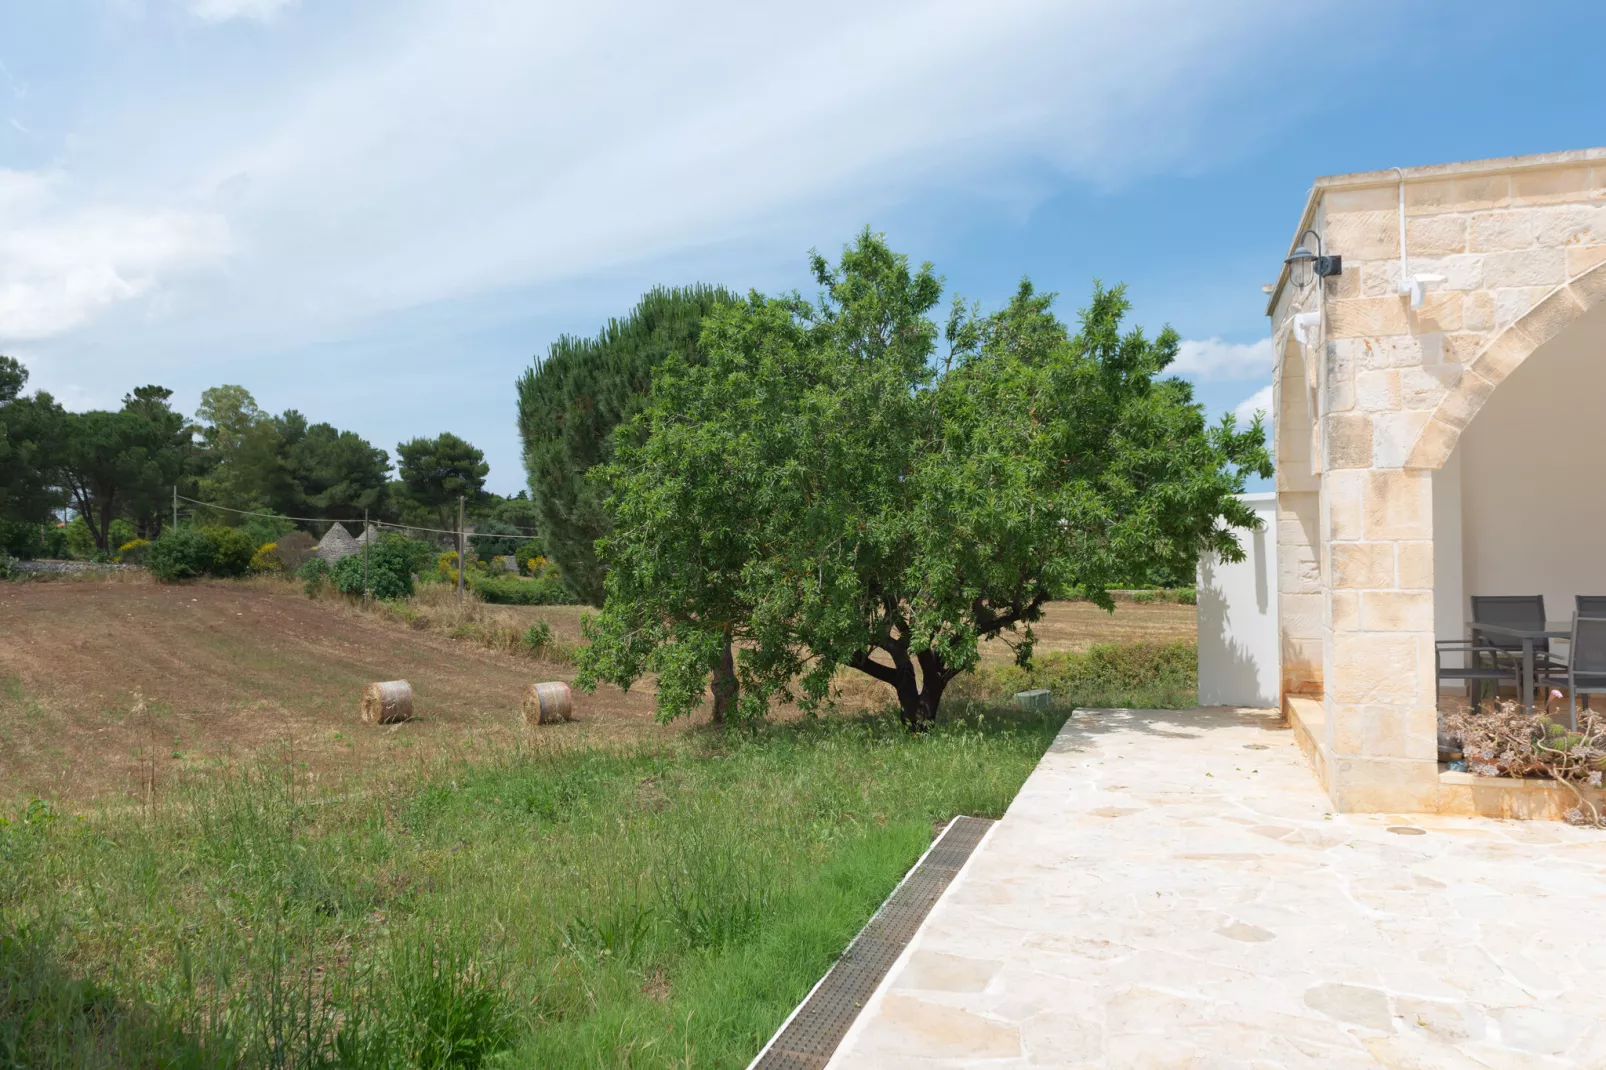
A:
316,522,360,563
1267,147,1606,813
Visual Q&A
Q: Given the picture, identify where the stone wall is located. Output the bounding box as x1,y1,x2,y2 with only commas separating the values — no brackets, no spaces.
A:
1269,149,1606,812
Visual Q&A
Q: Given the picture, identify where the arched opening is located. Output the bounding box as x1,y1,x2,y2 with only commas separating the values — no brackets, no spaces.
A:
1275,333,1323,700
1433,299,1606,657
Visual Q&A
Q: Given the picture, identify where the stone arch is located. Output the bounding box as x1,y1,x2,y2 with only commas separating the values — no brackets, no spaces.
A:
1406,258,1606,469
1273,332,1318,491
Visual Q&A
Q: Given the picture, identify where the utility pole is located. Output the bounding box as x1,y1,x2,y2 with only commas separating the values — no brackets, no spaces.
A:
172,485,178,533
362,507,370,601
456,495,465,605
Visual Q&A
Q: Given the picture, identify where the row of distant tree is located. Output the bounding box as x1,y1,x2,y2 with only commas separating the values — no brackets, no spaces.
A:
0,358,535,558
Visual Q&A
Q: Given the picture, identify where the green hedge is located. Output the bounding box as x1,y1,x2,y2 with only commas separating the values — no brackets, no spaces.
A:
470,573,582,606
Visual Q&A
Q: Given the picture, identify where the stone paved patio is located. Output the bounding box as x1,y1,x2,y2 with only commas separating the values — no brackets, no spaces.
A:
825,707,1606,1069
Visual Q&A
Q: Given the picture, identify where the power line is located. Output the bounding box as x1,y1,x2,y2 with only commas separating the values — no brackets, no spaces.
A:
173,493,543,542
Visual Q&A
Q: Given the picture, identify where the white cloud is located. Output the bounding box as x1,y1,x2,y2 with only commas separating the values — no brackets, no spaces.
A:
0,168,230,342
187,0,298,23
1173,336,1274,381
1232,383,1273,424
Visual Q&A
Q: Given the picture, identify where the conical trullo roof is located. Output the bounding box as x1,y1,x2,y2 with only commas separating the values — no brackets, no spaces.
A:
317,523,360,563
353,524,380,546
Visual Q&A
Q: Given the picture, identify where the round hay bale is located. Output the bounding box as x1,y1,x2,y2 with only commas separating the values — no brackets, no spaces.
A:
361,680,414,724
522,681,573,725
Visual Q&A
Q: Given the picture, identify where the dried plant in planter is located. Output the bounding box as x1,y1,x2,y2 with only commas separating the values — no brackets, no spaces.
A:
1442,700,1606,826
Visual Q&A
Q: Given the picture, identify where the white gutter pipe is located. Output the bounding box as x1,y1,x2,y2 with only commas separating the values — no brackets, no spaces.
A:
1393,167,1442,308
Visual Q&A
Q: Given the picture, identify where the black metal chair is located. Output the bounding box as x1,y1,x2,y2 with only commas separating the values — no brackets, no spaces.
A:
1436,636,1521,708
1577,596,1606,618
1546,615,1606,729
1470,595,1564,698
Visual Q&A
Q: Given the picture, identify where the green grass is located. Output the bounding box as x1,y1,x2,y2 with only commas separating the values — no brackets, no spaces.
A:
950,640,1198,711
0,707,1063,1068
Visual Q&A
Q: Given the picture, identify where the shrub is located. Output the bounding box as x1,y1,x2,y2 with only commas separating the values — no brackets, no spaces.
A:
472,573,579,606
523,621,554,653
249,542,280,572
147,528,217,581
514,543,546,576
116,538,152,564
271,531,319,573
1176,588,1197,606
329,535,416,600
0,520,45,560
201,527,256,577
242,514,296,549
298,557,332,597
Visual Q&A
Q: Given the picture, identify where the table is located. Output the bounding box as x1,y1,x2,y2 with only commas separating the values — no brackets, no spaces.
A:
1469,620,1571,714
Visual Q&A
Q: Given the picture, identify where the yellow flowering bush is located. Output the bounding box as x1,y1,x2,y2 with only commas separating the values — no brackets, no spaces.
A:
250,542,282,572
116,538,151,564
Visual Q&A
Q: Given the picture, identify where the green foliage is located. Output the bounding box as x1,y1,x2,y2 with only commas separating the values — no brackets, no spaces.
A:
0,357,66,529
522,621,554,654
0,708,1060,1067
59,395,189,553
65,517,136,561
330,535,418,600
516,284,737,605
951,640,1198,710
580,230,1271,730
470,572,578,606
147,527,218,581
193,385,391,524
0,520,48,560
202,526,256,577
512,541,545,576
240,514,296,549
116,538,152,564
396,433,489,531
248,542,280,572
298,557,332,597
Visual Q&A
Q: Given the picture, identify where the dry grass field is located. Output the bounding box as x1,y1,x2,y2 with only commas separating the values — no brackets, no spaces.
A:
0,576,1195,802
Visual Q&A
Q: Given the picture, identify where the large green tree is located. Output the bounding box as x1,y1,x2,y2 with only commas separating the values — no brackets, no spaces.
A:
396,432,489,532
118,385,193,538
60,393,190,553
287,420,391,521
0,356,65,530
515,284,736,605
579,231,1271,730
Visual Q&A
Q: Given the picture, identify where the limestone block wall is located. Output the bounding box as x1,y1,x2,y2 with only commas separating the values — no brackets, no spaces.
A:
1269,149,1606,812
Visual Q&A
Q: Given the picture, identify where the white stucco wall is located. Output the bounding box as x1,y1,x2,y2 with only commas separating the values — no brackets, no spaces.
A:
1454,300,1606,628
1198,492,1279,707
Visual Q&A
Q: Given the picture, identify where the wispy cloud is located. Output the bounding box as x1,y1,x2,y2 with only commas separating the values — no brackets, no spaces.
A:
1232,383,1273,424
3,0,1375,347
0,169,229,342
1173,336,1274,381
186,0,298,23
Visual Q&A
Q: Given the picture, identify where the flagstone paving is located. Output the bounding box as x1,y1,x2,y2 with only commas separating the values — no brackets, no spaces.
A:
825,707,1606,1069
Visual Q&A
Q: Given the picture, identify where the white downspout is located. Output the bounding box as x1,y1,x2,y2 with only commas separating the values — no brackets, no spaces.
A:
1394,167,1442,307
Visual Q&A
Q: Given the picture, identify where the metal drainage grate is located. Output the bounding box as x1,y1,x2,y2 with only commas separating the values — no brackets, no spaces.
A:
751,815,994,1070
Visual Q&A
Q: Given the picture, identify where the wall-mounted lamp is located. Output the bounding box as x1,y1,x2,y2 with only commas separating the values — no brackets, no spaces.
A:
1284,228,1342,287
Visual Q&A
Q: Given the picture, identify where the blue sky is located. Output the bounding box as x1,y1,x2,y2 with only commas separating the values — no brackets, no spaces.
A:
3,1,1604,494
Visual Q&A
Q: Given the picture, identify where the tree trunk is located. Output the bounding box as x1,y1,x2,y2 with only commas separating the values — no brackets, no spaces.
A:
851,645,951,733
710,631,737,726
